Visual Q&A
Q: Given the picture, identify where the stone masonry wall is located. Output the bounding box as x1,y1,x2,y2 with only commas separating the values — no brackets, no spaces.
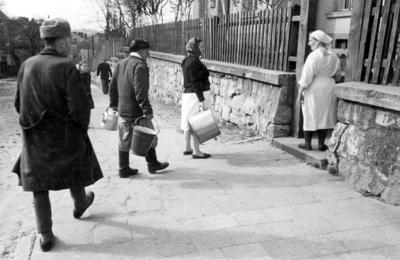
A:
149,57,293,139
328,99,400,205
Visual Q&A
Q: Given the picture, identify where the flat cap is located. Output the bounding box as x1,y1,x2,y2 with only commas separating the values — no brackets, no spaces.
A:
40,18,71,39
129,39,150,52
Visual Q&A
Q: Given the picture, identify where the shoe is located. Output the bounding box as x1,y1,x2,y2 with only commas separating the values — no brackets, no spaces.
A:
73,191,95,219
39,231,55,252
183,150,193,155
318,144,328,151
147,162,169,174
119,167,139,178
192,153,211,159
298,143,312,151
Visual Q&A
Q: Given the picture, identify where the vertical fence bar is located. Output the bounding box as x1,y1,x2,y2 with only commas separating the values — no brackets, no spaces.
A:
364,0,383,82
382,1,400,84
283,4,292,71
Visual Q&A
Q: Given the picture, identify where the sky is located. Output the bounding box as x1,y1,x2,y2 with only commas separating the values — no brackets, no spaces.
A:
1,0,104,32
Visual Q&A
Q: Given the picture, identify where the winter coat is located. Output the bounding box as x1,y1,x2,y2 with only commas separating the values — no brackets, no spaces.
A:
109,54,153,121
298,48,340,131
96,61,112,80
181,55,210,102
12,48,103,191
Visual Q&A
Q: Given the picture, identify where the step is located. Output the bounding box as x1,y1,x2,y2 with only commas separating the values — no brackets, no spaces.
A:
272,137,329,165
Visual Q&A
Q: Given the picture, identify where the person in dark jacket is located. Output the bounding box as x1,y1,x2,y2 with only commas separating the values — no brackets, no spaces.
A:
97,59,112,94
180,37,211,159
109,39,169,178
12,18,103,252
78,60,95,109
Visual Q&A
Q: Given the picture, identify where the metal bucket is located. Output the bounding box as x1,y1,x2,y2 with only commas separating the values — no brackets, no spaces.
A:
188,110,220,144
101,108,118,131
130,118,158,156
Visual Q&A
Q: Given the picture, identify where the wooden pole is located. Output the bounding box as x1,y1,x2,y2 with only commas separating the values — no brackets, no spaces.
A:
293,0,317,138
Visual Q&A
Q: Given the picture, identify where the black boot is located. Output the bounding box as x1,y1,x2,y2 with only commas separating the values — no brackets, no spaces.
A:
145,148,169,174
298,131,312,150
317,130,328,151
119,151,138,178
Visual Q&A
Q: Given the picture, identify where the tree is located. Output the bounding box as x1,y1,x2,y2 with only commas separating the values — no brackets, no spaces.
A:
0,17,43,73
96,0,170,36
170,0,195,22
233,0,284,10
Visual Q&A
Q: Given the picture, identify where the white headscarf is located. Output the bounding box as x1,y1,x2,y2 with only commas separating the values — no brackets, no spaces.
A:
310,30,332,47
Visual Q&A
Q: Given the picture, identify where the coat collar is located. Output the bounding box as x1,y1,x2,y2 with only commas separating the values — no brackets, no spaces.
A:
40,48,67,57
129,52,146,62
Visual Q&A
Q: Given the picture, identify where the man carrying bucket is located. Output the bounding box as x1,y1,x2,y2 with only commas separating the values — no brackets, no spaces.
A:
109,39,169,178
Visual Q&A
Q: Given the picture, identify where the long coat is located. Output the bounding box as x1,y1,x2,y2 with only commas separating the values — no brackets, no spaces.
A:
12,48,103,191
298,48,340,131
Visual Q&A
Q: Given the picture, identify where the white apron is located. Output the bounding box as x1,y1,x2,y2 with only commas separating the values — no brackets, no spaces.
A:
181,91,211,131
298,48,340,131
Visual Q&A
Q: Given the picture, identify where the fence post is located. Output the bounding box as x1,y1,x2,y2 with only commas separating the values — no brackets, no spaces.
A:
347,0,366,82
293,0,317,138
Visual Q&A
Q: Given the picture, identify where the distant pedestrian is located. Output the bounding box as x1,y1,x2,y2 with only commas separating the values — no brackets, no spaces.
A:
109,39,169,178
78,60,95,109
122,46,130,58
97,59,112,94
12,18,103,252
298,30,340,151
181,37,211,159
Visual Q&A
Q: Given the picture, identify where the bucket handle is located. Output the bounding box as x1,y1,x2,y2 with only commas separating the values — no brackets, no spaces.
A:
134,116,160,134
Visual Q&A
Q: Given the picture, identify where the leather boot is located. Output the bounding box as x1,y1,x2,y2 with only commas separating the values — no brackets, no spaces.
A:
39,231,55,252
298,131,313,150
145,148,169,174
70,188,95,219
317,130,328,151
119,151,138,178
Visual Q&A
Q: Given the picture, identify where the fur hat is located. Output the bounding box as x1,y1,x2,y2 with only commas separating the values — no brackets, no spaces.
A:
129,39,150,52
40,18,71,39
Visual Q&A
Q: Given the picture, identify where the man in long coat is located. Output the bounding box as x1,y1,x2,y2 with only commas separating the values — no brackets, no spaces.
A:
109,39,169,178
97,59,112,94
12,18,103,252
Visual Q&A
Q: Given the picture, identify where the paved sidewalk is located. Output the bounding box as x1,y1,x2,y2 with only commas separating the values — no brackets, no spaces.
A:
11,85,400,259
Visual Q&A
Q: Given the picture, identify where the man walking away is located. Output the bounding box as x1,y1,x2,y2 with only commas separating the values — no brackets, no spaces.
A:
12,18,103,252
109,39,169,178
97,59,112,94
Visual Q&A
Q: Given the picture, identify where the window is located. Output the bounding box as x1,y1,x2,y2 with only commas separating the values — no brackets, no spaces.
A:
210,0,216,8
334,0,353,11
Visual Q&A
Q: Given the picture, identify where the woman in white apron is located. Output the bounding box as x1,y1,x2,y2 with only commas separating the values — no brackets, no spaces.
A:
298,30,340,151
181,37,211,159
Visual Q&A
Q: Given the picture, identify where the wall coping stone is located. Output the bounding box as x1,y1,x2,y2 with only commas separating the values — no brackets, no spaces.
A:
150,51,296,87
335,81,400,112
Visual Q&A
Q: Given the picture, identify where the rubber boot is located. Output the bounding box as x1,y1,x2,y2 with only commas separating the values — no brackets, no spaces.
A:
298,131,313,150
119,151,138,178
145,148,169,174
317,130,328,151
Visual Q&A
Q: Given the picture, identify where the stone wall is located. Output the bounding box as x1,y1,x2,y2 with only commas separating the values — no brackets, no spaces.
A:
328,82,400,205
149,52,295,139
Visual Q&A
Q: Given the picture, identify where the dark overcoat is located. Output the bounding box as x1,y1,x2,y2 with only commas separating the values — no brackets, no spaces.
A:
12,48,103,191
